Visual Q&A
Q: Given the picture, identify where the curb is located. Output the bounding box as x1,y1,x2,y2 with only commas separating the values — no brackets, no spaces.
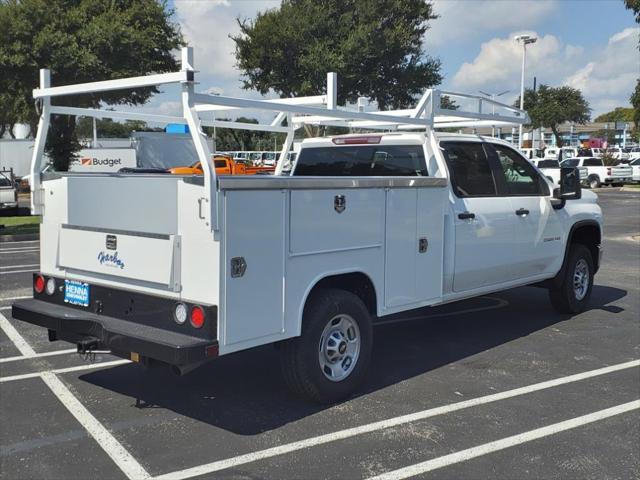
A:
0,233,40,243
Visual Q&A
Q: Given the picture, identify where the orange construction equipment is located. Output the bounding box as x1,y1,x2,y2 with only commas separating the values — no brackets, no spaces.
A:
168,155,275,176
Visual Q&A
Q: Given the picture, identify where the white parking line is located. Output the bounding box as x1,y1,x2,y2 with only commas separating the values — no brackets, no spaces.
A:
0,311,36,356
153,359,639,480
1,269,37,275
0,240,39,245
0,249,40,254
367,400,640,480
0,263,39,269
0,246,40,252
0,348,78,364
41,371,151,480
0,295,32,302
0,359,131,383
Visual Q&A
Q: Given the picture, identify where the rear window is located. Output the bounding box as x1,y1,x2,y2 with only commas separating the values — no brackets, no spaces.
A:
537,160,559,168
214,160,228,168
440,141,497,197
293,145,427,176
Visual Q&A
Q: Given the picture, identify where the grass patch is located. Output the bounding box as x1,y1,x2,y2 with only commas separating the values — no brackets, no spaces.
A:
0,215,40,236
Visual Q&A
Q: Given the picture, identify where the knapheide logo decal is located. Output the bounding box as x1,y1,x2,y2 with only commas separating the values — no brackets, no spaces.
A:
97,251,126,269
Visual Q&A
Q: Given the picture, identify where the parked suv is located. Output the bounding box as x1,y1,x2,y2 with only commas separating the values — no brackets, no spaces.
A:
0,169,18,214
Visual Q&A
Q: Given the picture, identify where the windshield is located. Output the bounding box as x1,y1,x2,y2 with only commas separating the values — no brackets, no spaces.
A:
537,160,560,169
561,159,580,167
631,158,640,166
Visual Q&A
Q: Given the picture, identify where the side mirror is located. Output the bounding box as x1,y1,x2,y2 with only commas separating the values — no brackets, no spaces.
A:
553,167,581,202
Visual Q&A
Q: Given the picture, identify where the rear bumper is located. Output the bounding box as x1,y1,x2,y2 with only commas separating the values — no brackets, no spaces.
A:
12,299,218,367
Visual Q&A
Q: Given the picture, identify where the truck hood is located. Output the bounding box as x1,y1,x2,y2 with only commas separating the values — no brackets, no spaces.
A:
581,189,598,203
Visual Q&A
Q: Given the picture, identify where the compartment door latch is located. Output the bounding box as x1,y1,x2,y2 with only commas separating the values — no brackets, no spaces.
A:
231,257,247,278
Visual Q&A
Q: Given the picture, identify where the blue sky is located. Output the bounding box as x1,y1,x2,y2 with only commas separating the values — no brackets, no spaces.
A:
151,0,639,119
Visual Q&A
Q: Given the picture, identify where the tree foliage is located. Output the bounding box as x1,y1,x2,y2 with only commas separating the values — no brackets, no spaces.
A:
205,117,287,152
0,0,183,170
594,107,634,123
518,85,591,148
624,0,640,23
75,118,161,139
232,0,442,111
631,79,640,129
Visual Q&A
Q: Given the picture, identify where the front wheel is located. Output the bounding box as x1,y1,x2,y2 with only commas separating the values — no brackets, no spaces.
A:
549,244,594,314
280,288,373,403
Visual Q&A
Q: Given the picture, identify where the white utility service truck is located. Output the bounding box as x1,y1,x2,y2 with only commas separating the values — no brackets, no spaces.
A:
13,48,603,403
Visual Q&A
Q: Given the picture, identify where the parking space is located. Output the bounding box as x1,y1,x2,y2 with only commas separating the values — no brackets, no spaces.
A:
1,189,638,480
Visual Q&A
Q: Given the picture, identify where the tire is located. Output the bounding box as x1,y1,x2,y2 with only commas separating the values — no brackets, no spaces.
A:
280,288,373,403
549,244,594,314
588,175,601,189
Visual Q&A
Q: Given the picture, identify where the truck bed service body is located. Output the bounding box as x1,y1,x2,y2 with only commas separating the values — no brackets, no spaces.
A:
13,48,603,402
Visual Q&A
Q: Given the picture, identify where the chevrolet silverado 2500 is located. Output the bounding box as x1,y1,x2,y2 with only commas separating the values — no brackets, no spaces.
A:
13,48,603,403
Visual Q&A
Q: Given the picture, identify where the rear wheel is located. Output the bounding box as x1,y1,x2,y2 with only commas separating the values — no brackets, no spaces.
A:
588,175,601,189
549,244,594,314
280,288,373,403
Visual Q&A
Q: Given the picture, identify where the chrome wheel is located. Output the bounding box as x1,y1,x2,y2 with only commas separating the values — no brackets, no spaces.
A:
318,314,361,382
573,258,590,301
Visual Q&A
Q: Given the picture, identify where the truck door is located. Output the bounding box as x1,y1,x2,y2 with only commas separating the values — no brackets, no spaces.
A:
440,141,518,292
487,143,563,278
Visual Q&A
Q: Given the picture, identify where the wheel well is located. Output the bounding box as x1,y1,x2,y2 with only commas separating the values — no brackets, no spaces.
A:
309,272,377,315
570,223,601,272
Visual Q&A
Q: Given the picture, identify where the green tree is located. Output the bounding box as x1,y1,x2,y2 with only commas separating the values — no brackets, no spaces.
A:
0,0,183,170
594,107,634,123
624,0,640,23
518,85,591,148
232,0,442,112
75,118,153,139
631,79,640,129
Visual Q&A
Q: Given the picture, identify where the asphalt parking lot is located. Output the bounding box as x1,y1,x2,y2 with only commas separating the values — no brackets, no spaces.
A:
1,188,639,480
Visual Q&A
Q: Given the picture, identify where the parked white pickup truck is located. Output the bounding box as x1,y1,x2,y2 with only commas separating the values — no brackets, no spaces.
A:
561,157,633,189
0,169,18,214
13,49,604,403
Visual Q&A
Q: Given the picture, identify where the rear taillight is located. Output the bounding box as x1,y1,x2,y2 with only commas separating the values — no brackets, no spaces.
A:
190,306,205,329
607,167,612,175
34,275,45,294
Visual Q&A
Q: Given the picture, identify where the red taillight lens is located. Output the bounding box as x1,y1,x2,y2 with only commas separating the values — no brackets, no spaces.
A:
607,167,612,175
190,306,205,329
34,275,45,294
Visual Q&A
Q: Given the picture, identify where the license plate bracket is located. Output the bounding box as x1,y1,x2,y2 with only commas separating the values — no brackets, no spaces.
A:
64,280,90,307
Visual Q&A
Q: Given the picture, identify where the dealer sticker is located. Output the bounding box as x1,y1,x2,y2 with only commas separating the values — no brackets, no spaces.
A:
64,280,90,307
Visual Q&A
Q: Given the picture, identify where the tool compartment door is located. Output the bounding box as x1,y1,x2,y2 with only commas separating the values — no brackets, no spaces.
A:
221,189,286,347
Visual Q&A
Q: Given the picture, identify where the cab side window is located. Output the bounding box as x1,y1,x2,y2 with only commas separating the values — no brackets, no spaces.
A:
490,144,548,196
440,141,497,197
583,158,603,167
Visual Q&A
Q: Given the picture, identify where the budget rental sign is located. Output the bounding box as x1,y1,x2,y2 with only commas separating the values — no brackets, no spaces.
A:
70,149,137,172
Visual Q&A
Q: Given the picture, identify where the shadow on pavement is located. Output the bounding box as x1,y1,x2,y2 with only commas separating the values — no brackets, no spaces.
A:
78,284,627,435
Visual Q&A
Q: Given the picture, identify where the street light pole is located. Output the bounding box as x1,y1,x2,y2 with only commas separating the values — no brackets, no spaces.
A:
515,35,537,150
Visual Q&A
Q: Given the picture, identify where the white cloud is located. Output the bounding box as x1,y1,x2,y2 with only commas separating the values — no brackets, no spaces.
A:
449,27,639,116
565,27,639,110
174,0,279,80
450,32,581,98
426,0,558,47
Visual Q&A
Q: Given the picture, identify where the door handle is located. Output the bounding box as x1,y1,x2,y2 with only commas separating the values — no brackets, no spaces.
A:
515,208,530,216
457,211,475,220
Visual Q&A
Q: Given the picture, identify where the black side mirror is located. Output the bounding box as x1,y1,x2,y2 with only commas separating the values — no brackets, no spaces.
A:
554,167,581,202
